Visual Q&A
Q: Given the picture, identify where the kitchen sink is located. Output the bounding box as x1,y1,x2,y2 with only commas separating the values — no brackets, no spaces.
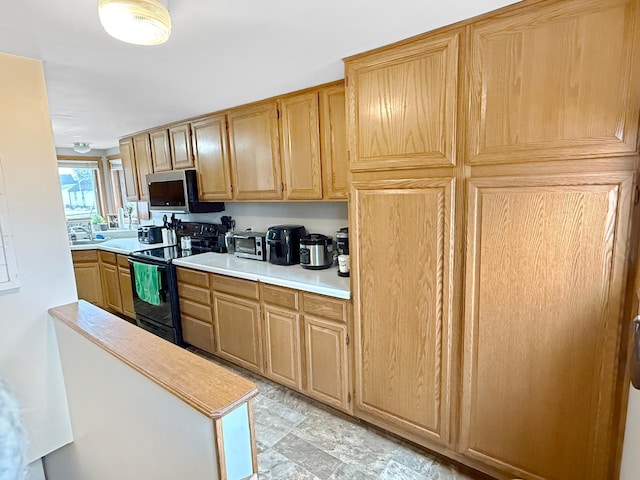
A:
70,237,110,246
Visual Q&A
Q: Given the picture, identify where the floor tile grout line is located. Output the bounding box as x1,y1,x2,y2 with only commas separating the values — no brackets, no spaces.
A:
194,348,477,480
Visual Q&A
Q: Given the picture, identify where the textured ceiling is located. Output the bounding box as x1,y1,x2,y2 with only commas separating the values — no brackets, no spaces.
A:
0,0,518,149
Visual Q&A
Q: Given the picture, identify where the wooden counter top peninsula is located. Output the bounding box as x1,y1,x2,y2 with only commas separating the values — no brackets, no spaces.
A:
48,300,259,480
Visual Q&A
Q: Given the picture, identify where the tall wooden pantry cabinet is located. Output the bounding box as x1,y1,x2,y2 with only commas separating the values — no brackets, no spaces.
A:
345,0,640,479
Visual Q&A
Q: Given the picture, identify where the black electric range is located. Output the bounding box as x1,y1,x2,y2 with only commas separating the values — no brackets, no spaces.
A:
130,221,228,263
127,221,228,344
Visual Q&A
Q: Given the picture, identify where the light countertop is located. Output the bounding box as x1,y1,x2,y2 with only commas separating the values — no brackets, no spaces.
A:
70,237,175,255
173,253,351,299
71,240,351,299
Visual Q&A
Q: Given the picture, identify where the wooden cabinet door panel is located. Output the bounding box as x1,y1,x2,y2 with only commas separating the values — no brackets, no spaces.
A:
304,316,349,412
192,115,233,200
118,266,135,320
461,172,634,480
170,123,194,170
346,30,459,171
262,284,299,310
119,137,139,201
352,177,455,444
303,292,348,323
467,0,640,164
177,267,210,289
150,129,172,172
179,298,213,324
212,274,259,300
279,92,322,199
320,84,348,199
132,133,153,201
74,263,104,308
263,306,302,389
101,262,122,313
213,292,263,373
182,314,215,354
228,102,282,200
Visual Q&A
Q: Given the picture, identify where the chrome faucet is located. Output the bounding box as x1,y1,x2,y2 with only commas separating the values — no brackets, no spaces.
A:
68,222,93,241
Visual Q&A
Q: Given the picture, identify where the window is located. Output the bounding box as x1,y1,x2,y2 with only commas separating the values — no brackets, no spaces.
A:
109,158,138,228
109,158,126,212
58,159,104,220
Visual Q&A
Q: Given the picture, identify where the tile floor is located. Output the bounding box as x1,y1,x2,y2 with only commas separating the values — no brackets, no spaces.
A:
192,350,482,480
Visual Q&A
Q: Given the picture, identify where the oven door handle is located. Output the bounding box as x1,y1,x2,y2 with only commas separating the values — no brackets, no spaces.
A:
128,258,167,302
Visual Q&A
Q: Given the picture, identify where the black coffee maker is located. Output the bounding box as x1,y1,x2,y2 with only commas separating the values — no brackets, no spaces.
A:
266,225,307,265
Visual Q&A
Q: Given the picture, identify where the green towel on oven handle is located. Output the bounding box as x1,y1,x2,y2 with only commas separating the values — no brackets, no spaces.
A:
132,261,161,306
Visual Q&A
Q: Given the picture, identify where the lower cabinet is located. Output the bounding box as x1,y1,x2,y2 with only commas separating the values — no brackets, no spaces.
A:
99,252,122,312
212,274,263,373
263,306,302,389
177,267,214,353
117,255,135,320
213,292,263,373
72,250,134,321
98,252,135,322
304,315,349,411
261,285,352,413
302,292,351,412
71,250,104,307
176,268,353,414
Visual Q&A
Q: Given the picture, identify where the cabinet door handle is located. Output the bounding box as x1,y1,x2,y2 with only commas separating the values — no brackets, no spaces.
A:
632,315,640,390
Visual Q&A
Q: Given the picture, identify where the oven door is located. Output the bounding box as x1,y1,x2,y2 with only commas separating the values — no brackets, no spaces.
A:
128,257,182,344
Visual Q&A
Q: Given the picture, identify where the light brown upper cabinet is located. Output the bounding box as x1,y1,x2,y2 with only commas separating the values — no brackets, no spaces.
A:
460,172,634,480
119,137,139,201
467,0,640,164
192,115,233,201
351,176,455,447
132,133,153,202
345,30,460,171
150,129,172,172
228,101,283,200
278,91,322,199
169,123,195,170
319,83,348,199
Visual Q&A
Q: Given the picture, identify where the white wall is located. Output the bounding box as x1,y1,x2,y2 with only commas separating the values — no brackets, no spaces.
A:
621,386,640,479
45,318,223,480
151,201,349,239
0,52,76,462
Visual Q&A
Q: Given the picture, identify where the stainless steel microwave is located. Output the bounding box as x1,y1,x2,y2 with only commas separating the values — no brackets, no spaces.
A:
233,232,267,261
146,170,225,214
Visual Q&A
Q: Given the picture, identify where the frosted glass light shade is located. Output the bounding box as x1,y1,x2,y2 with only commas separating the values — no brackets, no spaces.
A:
98,0,171,46
73,142,91,153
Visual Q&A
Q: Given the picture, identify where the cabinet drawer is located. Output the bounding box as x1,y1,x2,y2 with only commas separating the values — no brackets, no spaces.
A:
262,284,299,310
72,250,98,263
181,315,215,354
303,293,348,323
179,283,211,305
212,274,259,300
99,251,117,265
179,298,213,323
176,267,210,288
117,254,130,268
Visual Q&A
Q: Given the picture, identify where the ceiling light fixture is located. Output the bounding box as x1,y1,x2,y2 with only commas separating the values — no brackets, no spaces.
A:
98,0,171,46
72,142,92,154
